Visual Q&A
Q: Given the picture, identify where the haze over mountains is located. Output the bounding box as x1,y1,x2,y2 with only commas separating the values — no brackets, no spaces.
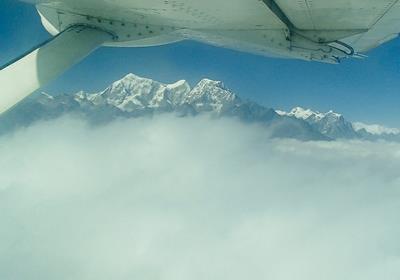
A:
1,73,398,141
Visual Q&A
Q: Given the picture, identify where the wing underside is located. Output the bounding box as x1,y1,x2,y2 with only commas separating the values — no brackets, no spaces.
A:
36,0,400,53
274,0,400,52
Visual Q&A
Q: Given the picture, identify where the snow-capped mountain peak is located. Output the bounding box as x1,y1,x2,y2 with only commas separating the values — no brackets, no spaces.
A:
75,73,192,112
3,72,399,142
352,122,400,136
282,107,342,121
182,78,239,113
73,74,240,114
277,107,355,139
289,107,318,119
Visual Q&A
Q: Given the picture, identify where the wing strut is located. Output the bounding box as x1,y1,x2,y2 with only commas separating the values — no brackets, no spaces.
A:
261,0,295,31
0,25,113,114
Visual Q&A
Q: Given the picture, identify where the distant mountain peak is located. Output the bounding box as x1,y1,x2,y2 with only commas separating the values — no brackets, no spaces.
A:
122,72,142,80
353,122,400,136
184,78,239,113
289,107,317,119
277,106,355,139
117,73,155,84
109,73,154,92
283,107,342,121
2,73,399,142
197,78,225,87
74,74,192,112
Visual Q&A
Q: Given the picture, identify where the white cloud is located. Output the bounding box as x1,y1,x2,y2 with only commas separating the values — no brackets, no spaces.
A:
0,115,400,280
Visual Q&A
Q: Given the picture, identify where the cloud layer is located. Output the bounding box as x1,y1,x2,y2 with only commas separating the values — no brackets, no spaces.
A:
0,115,400,280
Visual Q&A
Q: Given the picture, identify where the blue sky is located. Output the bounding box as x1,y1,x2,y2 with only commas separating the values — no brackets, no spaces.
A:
1,0,400,126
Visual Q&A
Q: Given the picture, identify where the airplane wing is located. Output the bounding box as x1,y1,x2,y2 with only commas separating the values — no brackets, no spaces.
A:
272,0,400,52
2,0,400,114
174,0,400,63
0,25,112,114
29,0,400,59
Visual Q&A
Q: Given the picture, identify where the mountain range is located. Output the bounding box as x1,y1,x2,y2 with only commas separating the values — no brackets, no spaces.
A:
1,73,398,141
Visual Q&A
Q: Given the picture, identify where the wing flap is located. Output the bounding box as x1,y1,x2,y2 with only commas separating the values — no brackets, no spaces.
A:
271,0,400,52
344,2,400,52
274,0,399,30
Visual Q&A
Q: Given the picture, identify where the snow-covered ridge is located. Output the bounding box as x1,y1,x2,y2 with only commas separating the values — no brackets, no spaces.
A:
276,106,400,139
352,122,400,136
74,73,238,114
1,73,399,142
75,73,192,112
277,107,342,121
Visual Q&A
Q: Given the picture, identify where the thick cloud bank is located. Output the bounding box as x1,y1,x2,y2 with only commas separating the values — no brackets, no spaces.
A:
0,115,399,280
